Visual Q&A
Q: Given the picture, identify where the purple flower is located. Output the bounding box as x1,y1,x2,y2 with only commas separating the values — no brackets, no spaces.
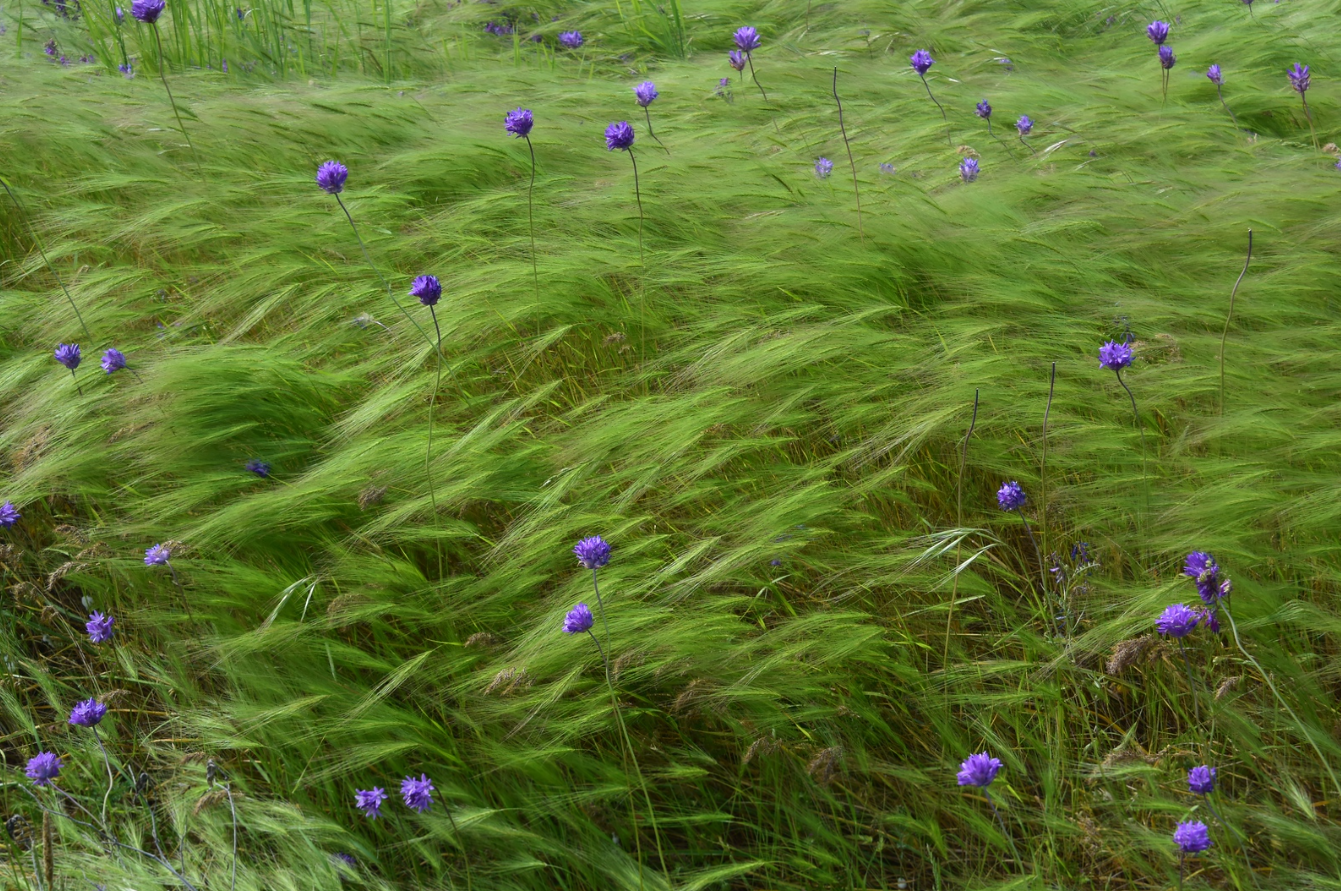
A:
68,698,108,727
44,39,57,55
1156,603,1200,638
86,611,115,644
131,0,165,23
245,459,270,478
574,535,611,569
400,774,434,813
119,63,134,78
1188,765,1216,795
975,99,991,119
960,157,979,182
558,31,582,49
910,49,933,76
997,481,1026,512
1183,551,1221,604
879,162,896,174
55,343,81,371
145,543,171,566
100,348,127,374
333,853,357,869
221,59,228,73
115,6,125,22
733,26,760,52
530,34,542,42
1207,64,1223,86
815,157,833,179
1174,820,1212,854
605,121,635,151
1016,115,1033,136
26,752,62,786
1159,45,1176,71
504,107,533,138
410,274,441,306
1098,340,1132,371
355,786,387,819
1146,20,1169,45
316,161,348,195
1199,608,1221,634
634,81,658,107
1289,63,1310,94
0,502,19,528
957,752,1002,788
563,602,595,634
728,50,746,72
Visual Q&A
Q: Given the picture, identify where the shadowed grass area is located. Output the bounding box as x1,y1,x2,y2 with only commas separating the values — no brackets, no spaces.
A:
2,0,1341,888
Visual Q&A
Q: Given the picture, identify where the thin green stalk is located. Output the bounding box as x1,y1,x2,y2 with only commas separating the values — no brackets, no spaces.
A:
93,727,115,830
1301,94,1318,151
643,106,668,154
1216,84,1239,130
443,807,474,891
1041,362,1056,565
151,24,202,177
832,67,862,242
746,51,767,101
1115,367,1148,534
984,789,1023,868
1,179,93,341
1220,230,1252,416
918,73,950,146
628,147,644,267
1177,638,1202,724
427,305,443,577
523,135,539,301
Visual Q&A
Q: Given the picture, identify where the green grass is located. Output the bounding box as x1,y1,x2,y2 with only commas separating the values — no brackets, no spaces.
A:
3,0,1341,888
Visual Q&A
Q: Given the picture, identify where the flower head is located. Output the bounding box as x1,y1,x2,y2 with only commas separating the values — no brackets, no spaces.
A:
400,774,434,813
1289,63,1310,94
558,30,583,49
145,543,172,566
605,121,635,151
410,274,441,307
879,162,896,174
910,49,934,76
131,0,165,23
1159,45,1176,71
245,459,270,478
1174,820,1212,854
728,50,746,72
815,157,834,179
1016,115,1033,136
354,786,387,819
997,481,1026,512
1156,603,1199,638
975,99,991,119
957,752,1002,787
1188,765,1216,795
0,502,20,528
55,343,81,371
634,81,658,107
1199,607,1221,634
333,852,357,870
119,63,134,78
115,6,125,22
504,107,533,138
1207,64,1223,86
1146,20,1169,45
1183,551,1222,604
69,698,108,727
1098,340,1132,371
733,27,760,52
100,348,127,374
960,157,979,182
25,752,62,786
563,602,595,634
86,611,115,644
573,536,611,569
316,161,348,195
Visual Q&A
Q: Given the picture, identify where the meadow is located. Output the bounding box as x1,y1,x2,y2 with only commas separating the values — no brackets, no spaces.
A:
2,0,1341,888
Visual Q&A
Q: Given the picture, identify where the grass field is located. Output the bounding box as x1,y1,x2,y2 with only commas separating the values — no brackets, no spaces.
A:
3,0,1341,888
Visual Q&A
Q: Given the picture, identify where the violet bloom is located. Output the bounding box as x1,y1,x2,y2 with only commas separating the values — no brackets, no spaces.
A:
574,536,611,569
956,752,1002,788
55,343,81,371
131,0,165,24
558,31,582,49
1207,64,1223,86
975,99,991,119
1289,63,1310,94
733,26,760,52
68,698,108,727
25,752,62,786
879,162,896,174
400,774,434,812
815,157,834,179
997,481,1026,512
1016,115,1033,136
119,63,134,78
355,786,387,819
1156,603,1200,638
634,81,658,107
86,611,115,644
245,459,270,477
145,543,171,566
728,50,746,73
1199,608,1221,634
1146,20,1169,45
504,107,533,138
315,160,348,195
605,121,635,151
1188,765,1216,795
563,602,595,634
101,348,127,374
334,853,357,869
115,6,125,22
1174,820,1212,854
1183,551,1221,604
0,501,19,528
1098,340,1132,370
1159,45,1176,71
410,274,441,306
910,49,933,75
960,157,979,182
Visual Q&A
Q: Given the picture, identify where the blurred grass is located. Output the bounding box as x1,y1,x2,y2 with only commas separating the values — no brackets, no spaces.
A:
3,0,1341,888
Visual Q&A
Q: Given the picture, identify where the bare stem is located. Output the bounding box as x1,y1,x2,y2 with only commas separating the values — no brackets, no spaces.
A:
627,148,644,267
919,74,950,145
1301,94,1319,151
832,68,863,242
1041,362,1056,561
151,25,201,177
427,305,443,577
746,52,768,101
524,135,539,300
643,106,668,154
93,727,115,830
1219,230,1252,416
984,789,1024,868
1217,85,1240,130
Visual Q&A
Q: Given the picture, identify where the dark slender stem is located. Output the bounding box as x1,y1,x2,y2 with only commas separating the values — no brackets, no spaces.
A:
1018,514,1049,627
984,789,1023,867
523,135,539,300
333,195,437,355
1019,134,1036,156
223,784,237,891
591,568,612,657
1216,84,1239,130
1178,851,1184,891
1178,638,1202,724
919,74,950,145
1041,362,1055,561
1115,368,1148,524
832,68,863,242
627,148,643,267
93,727,115,829
945,390,978,665
69,368,83,396
745,51,767,101
443,807,474,890
30,846,43,891
986,118,1017,160
151,25,201,177
1,180,92,341
1219,230,1252,416
642,107,668,154
427,305,443,577
1301,94,1318,150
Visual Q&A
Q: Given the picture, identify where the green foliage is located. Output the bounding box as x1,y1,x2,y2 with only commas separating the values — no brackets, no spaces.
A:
2,0,1341,888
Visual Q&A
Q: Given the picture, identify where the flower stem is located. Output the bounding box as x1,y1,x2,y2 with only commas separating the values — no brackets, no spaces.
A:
94,727,115,830
1041,362,1056,565
1219,230,1252,416
427,305,443,577
1204,794,1258,887
945,389,978,666
222,784,237,891
746,51,767,101
832,67,863,243
627,148,644,267
442,806,474,890
69,368,83,396
984,789,1023,868
1115,368,1148,531
151,24,201,177
643,106,668,154
919,74,950,146
1178,638,1202,724
591,568,612,658
0,179,92,341
523,135,539,301
1217,84,1240,130
1301,94,1319,151
1019,134,1036,156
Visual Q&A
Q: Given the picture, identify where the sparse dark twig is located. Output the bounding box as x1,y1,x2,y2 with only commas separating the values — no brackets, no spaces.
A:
832,68,863,242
